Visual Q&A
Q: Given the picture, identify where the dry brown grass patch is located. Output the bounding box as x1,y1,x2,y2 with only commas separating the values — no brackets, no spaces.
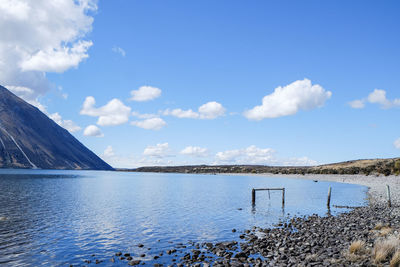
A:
349,240,365,254
375,222,385,230
373,236,400,263
380,227,393,237
391,250,400,267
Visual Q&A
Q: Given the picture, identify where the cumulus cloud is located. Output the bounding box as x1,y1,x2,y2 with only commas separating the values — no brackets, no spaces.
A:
180,146,209,157
49,112,81,133
348,99,365,109
394,138,400,149
83,125,103,137
163,101,226,119
132,111,159,119
0,0,96,105
130,86,161,102
131,118,167,130
216,146,275,164
349,89,400,109
244,79,332,120
163,108,199,119
103,145,115,157
215,145,317,166
80,96,131,126
112,46,126,57
143,143,173,158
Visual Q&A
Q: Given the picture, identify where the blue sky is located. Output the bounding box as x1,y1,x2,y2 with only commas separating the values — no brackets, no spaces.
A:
1,0,400,167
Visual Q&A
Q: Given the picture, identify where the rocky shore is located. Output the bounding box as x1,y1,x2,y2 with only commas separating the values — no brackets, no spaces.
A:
83,174,400,266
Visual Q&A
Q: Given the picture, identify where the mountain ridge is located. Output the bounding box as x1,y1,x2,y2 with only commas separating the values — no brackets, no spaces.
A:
0,85,113,170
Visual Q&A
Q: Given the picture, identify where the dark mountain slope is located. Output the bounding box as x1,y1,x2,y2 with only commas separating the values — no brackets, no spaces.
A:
0,85,113,170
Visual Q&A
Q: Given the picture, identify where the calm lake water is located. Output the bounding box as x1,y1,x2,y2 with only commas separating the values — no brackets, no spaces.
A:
0,169,367,266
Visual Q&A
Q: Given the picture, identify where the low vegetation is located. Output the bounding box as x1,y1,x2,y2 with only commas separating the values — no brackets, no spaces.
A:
125,158,400,176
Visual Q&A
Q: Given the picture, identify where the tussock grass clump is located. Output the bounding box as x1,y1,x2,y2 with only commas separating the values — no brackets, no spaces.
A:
380,227,393,237
349,240,365,254
390,250,400,267
373,236,400,263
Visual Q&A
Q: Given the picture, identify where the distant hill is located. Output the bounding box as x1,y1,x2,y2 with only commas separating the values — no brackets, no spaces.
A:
0,85,113,170
124,158,400,176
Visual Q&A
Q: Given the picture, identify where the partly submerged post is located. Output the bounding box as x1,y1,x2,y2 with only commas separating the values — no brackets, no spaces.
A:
387,185,392,208
327,186,332,208
251,188,285,208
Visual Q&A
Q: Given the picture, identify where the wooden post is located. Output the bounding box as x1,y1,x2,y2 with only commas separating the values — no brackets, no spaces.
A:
282,188,285,207
327,186,332,208
387,185,392,208
252,189,256,205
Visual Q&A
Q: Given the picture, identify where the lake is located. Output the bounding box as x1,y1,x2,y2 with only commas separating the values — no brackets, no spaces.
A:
0,169,367,266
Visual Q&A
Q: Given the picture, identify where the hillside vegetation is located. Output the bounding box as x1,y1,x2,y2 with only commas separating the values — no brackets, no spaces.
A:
125,158,400,176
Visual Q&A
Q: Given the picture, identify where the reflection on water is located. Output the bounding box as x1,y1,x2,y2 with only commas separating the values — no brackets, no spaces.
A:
0,170,367,266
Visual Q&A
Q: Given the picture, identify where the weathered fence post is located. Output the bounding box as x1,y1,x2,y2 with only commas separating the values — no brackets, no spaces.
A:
327,186,332,208
252,189,256,205
387,185,392,208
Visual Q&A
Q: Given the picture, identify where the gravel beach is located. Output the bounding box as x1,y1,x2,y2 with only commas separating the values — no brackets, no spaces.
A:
247,173,400,205
105,174,400,266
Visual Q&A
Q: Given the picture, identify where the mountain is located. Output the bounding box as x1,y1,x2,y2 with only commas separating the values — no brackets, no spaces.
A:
0,85,113,170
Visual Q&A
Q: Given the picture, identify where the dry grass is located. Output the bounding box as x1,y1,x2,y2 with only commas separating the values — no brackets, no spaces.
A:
391,250,400,267
375,222,385,230
373,236,400,263
380,227,394,237
349,240,365,254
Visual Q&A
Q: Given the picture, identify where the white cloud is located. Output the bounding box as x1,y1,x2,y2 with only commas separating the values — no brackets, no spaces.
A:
163,101,226,120
131,118,167,130
394,138,400,149
143,143,173,158
83,125,103,137
198,101,226,119
215,145,317,166
244,79,332,120
132,111,159,119
130,86,161,102
49,112,81,133
348,99,365,109
349,89,400,109
112,46,126,57
103,145,115,157
20,40,93,73
0,0,96,102
368,89,400,109
163,108,199,119
80,96,131,126
216,145,275,164
180,146,209,157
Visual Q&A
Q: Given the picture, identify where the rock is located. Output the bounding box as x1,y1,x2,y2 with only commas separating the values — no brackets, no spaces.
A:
128,260,141,266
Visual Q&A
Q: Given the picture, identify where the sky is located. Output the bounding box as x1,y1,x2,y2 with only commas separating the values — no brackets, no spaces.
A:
0,0,399,168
